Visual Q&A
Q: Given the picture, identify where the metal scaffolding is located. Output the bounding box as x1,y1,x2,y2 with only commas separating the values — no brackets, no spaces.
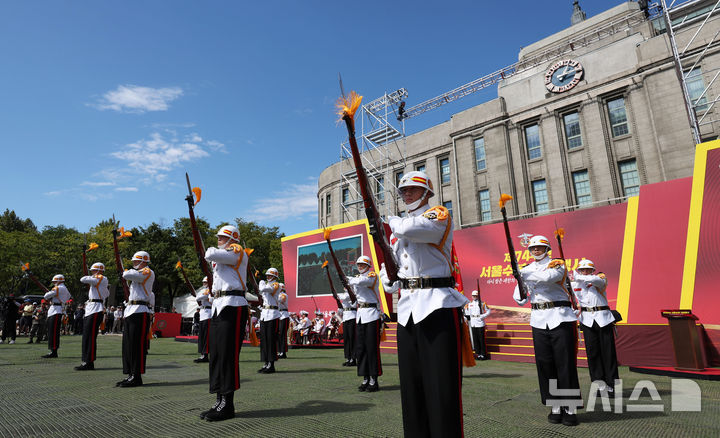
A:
661,0,720,144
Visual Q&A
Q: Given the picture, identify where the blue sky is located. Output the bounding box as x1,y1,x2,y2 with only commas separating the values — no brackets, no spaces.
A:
0,0,621,236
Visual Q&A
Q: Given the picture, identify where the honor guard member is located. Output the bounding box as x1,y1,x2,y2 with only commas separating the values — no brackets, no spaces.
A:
338,284,358,366
42,275,72,358
257,267,282,373
116,251,154,388
0,293,20,344
76,263,109,370
194,277,212,363
572,259,618,393
466,290,491,360
348,255,382,392
380,171,468,437
200,225,250,422
277,284,289,359
513,235,581,426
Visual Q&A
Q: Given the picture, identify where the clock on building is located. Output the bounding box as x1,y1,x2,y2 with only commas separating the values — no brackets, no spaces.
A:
544,59,584,93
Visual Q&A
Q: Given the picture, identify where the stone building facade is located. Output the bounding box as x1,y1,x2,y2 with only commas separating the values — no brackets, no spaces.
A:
318,1,719,228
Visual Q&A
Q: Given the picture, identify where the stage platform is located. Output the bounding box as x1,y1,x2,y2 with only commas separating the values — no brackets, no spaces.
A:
174,335,343,349
629,366,720,381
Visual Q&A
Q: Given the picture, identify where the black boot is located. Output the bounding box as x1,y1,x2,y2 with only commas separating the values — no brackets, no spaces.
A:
264,362,276,374
205,392,235,421
75,362,95,371
41,350,58,358
193,355,209,363
366,376,379,392
358,378,369,392
200,394,222,419
119,374,143,387
116,375,131,386
258,363,269,373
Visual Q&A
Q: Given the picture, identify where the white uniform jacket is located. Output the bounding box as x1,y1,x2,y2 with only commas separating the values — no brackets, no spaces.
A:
297,317,311,334
196,287,213,322
258,280,281,321
312,317,325,333
387,205,468,327
114,309,123,320
348,271,381,324
337,292,357,322
44,284,71,318
205,244,249,316
80,274,109,316
572,272,615,328
466,300,491,328
278,291,289,320
513,256,576,330
123,267,154,317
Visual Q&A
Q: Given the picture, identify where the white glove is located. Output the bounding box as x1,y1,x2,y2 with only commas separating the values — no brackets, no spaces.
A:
379,263,401,293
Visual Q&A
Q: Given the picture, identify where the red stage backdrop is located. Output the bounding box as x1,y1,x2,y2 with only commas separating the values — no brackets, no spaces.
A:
282,140,720,366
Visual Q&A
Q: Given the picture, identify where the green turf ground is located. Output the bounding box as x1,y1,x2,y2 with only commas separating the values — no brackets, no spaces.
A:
0,335,718,437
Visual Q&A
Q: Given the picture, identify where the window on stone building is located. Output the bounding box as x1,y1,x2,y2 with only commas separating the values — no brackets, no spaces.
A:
342,187,350,206
532,179,549,213
525,124,542,159
686,68,709,113
572,170,592,206
478,189,491,222
375,176,385,201
415,163,426,172
443,201,453,218
619,159,640,197
563,112,583,149
474,137,487,171
325,193,331,215
395,170,404,188
607,97,629,137
440,158,451,184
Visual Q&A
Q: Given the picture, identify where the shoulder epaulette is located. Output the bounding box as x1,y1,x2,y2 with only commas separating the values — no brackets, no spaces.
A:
548,259,566,269
367,271,377,277
422,206,449,221
141,267,151,275
228,243,244,254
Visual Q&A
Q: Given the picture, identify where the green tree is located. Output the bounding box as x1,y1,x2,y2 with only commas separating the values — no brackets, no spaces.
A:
0,209,37,233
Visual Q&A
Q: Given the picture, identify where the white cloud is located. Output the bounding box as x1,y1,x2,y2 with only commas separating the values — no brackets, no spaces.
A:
44,191,62,196
93,85,183,113
110,131,209,182
115,187,139,192
247,181,318,221
81,181,116,187
205,140,227,153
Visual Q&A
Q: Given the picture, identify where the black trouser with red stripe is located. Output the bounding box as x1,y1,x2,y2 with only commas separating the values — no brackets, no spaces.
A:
260,318,279,363
356,319,382,377
343,319,357,361
209,305,248,394
46,314,62,352
198,319,210,356
397,307,464,438
82,312,103,364
277,318,289,354
122,312,150,376
532,321,582,406
581,321,619,388
470,326,487,357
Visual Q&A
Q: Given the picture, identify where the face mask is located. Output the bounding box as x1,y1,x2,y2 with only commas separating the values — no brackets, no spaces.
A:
533,250,548,261
133,261,143,269
405,189,428,212
358,265,369,274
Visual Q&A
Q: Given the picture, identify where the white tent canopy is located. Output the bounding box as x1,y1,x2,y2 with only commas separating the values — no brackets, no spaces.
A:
173,292,200,318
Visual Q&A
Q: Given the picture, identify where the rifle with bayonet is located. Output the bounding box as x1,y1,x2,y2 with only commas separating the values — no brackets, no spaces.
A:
111,215,132,301
322,260,344,309
184,173,214,295
553,223,579,311
19,262,50,293
336,80,399,283
322,227,357,304
498,193,528,300
175,260,197,297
